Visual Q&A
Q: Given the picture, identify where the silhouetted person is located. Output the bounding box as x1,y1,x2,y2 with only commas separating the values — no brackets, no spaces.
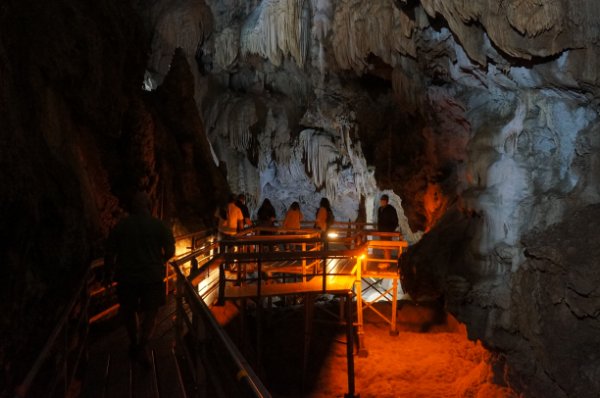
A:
377,194,399,268
314,197,334,231
236,193,251,227
213,199,228,230
257,198,276,229
104,191,175,366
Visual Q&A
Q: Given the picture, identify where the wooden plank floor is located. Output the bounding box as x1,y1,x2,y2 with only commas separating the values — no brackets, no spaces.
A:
223,258,357,299
81,295,186,398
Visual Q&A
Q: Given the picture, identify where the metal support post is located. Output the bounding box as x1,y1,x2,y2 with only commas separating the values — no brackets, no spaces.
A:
355,257,367,357
344,291,358,398
390,277,399,336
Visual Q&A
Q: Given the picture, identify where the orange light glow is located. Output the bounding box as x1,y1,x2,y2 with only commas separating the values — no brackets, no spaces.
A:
175,239,190,257
423,182,448,232
304,305,517,397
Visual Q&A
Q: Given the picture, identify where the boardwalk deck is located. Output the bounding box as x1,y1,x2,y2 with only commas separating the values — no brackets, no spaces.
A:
225,275,357,298
81,295,186,398
80,227,409,398
222,258,357,299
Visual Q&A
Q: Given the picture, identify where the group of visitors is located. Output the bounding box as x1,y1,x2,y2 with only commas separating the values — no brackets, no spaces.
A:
104,190,399,366
215,195,339,234
215,194,399,235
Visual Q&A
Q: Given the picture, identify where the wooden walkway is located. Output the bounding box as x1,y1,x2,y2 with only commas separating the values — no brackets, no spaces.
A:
223,258,357,299
79,225,409,398
81,295,186,398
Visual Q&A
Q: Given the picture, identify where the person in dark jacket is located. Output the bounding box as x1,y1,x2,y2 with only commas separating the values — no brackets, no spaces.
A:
104,191,175,365
376,194,399,268
257,198,277,229
377,194,398,232
235,193,251,227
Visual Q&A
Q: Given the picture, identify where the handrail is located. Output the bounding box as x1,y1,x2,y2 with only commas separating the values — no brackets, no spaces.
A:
14,261,93,398
171,224,405,398
170,260,272,398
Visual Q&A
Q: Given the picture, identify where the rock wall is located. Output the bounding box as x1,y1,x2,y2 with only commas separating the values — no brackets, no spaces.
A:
141,0,600,396
2,0,600,396
0,0,227,393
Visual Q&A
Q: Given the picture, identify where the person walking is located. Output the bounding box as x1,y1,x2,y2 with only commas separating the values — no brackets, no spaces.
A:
104,191,175,366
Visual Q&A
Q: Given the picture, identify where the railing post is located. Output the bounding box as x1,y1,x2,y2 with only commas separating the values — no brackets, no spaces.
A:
218,260,226,306
165,259,170,295
174,264,184,352
322,233,328,293
344,291,357,398
302,242,307,283
257,245,262,298
355,256,367,357
390,276,399,336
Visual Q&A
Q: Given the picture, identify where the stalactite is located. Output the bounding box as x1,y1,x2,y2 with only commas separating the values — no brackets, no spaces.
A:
331,0,416,74
392,62,424,114
213,27,240,71
207,95,257,153
241,0,310,67
147,0,211,78
299,129,339,190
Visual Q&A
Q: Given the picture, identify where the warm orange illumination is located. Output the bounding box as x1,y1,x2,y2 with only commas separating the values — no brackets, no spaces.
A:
327,232,339,239
175,239,190,257
304,306,517,397
422,182,448,232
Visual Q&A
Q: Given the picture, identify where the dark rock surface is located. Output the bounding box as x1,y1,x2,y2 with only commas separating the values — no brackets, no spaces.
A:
0,1,227,393
402,204,600,396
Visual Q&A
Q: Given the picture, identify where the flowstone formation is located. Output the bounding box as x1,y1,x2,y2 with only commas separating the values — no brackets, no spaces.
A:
141,0,600,396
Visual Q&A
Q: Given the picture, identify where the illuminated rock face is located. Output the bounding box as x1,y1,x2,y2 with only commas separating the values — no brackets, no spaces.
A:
1,0,599,395
142,0,600,395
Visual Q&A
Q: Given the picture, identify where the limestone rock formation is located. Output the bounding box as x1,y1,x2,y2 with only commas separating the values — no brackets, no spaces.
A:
3,0,600,396
139,0,600,395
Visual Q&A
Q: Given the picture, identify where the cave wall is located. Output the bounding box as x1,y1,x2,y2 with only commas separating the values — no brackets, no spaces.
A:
140,0,600,396
0,0,228,392
2,0,600,396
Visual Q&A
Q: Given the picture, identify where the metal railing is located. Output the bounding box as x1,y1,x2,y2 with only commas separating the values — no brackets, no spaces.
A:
170,228,367,398
13,262,95,398
12,223,405,398
170,247,272,398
